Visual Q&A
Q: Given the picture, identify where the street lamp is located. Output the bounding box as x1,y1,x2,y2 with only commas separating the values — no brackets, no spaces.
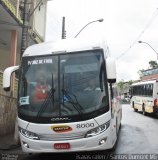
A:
138,41,158,60
74,18,104,38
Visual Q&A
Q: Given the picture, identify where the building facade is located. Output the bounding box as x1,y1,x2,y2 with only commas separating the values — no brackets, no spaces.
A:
139,68,158,81
0,0,48,136
0,0,47,70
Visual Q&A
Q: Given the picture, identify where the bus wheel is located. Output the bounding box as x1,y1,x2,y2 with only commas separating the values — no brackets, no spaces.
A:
119,122,122,129
133,102,137,112
142,105,146,116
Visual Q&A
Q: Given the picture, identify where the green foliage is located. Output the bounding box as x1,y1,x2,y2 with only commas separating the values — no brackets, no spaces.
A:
128,80,133,85
117,80,124,89
149,60,158,68
117,80,133,95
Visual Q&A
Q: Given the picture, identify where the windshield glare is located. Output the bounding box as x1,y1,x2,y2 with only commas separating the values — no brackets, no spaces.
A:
18,50,109,122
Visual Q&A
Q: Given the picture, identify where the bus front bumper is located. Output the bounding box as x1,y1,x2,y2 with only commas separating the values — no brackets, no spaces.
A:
19,130,114,153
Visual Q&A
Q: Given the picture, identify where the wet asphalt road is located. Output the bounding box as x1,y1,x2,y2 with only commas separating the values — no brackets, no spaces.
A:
115,104,158,154
1,104,158,160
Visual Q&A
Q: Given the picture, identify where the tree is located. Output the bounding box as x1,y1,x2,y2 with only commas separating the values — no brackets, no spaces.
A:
117,80,132,96
149,60,158,69
117,80,125,94
128,80,133,85
117,80,124,88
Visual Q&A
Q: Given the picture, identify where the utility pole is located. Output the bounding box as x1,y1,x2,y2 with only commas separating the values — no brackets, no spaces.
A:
61,17,66,39
15,0,44,145
20,0,29,58
14,0,29,145
20,0,44,58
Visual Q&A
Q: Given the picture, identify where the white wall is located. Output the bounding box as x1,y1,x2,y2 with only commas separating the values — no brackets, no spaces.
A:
33,0,47,40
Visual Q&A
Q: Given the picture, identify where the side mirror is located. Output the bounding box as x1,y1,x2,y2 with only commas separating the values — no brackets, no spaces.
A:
3,66,19,91
106,57,116,83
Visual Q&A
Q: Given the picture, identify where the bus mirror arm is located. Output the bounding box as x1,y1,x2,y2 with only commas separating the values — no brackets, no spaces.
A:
3,66,19,91
110,83,113,99
108,79,116,83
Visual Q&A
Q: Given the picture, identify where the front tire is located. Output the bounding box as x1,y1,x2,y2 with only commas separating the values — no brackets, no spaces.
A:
142,104,146,116
133,102,137,112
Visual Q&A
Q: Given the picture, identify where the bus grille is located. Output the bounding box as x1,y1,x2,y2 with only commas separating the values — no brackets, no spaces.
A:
38,132,86,141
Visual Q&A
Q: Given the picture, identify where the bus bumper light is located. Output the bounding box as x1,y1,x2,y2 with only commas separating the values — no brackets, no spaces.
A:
99,137,107,145
22,141,30,148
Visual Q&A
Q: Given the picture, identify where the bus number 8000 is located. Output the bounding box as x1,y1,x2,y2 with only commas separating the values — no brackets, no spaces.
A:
76,123,94,128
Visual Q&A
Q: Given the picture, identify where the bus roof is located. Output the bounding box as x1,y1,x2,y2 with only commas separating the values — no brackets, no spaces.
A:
131,80,158,86
23,38,108,57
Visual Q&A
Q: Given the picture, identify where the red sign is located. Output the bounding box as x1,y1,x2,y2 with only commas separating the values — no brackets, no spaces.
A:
54,143,70,149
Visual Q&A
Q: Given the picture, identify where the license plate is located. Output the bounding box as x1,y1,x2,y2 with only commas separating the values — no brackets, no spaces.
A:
54,143,70,149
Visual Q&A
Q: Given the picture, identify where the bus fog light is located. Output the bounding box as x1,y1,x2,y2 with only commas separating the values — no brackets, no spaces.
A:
22,141,29,148
99,137,107,145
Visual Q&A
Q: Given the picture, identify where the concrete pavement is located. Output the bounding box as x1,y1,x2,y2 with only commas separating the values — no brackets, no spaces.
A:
0,133,21,151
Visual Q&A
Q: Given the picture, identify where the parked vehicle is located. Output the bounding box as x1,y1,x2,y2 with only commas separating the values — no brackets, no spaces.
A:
130,80,158,115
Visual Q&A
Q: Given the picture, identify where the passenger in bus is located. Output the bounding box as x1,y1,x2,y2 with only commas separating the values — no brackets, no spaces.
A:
84,78,100,91
30,71,51,103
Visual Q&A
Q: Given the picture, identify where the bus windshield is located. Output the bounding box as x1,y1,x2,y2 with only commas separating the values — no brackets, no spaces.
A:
18,50,109,123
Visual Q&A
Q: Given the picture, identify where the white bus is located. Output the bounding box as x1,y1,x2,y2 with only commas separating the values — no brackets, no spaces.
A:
3,38,122,153
130,80,158,115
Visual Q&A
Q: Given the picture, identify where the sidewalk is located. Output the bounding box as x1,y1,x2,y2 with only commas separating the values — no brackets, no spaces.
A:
0,134,28,160
0,133,21,151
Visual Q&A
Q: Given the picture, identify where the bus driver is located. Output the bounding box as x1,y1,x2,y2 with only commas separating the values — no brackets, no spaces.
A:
31,71,51,103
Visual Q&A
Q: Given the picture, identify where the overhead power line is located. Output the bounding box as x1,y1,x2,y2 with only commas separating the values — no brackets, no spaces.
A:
116,8,158,60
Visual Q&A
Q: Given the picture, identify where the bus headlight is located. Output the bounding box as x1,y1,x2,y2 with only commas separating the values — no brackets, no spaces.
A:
85,121,110,138
19,127,40,140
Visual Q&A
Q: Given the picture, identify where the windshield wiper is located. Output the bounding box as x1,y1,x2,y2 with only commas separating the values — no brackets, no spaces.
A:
61,89,83,114
36,87,55,120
